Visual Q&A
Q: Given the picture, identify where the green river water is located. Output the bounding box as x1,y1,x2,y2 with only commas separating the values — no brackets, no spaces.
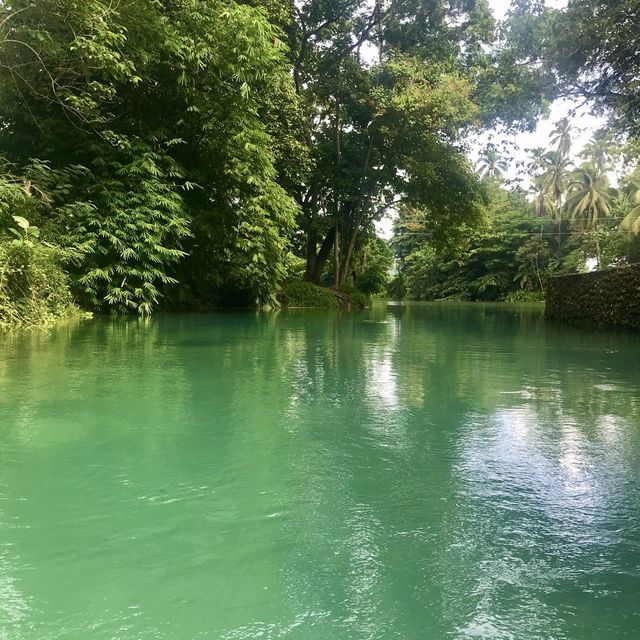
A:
0,303,639,639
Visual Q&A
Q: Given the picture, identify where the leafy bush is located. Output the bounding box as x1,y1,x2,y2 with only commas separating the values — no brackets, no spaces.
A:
279,281,339,308
350,238,394,295
0,219,81,329
348,290,370,309
504,290,545,303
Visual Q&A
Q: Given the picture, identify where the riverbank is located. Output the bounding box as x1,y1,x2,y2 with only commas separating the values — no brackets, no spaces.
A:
277,281,370,310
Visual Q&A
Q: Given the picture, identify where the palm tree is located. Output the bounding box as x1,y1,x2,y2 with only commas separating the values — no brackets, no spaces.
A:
566,163,613,267
477,146,508,179
541,151,572,202
540,151,572,245
619,172,640,234
581,134,619,175
527,146,547,173
528,175,555,218
550,117,573,158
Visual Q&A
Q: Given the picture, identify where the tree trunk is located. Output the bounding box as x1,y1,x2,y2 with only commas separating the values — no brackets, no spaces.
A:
339,214,365,287
304,225,318,282
305,226,336,284
339,228,358,287
332,79,342,289
332,227,340,288
338,132,375,287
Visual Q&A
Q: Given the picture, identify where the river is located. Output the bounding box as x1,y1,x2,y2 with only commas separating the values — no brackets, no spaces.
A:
0,303,639,639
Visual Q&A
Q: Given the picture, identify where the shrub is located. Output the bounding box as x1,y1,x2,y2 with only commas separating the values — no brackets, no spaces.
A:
0,220,81,328
504,289,546,303
279,281,339,308
348,290,370,309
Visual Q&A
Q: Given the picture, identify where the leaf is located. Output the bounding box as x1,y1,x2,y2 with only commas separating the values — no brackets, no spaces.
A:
13,216,30,229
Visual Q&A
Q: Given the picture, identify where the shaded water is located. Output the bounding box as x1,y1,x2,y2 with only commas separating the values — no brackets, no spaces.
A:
0,303,639,639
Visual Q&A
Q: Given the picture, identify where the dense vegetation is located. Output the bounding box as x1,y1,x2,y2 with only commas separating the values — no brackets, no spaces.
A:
392,0,640,303
393,124,640,302
0,0,639,325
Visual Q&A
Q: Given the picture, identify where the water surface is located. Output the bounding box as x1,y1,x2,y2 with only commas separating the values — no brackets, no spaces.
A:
1,303,639,639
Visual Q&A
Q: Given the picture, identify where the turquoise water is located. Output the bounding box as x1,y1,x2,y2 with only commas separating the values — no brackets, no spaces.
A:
0,303,639,639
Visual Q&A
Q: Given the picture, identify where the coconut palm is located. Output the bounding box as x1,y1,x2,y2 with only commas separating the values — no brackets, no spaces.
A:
477,146,508,179
580,134,619,174
550,117,573,158
566,163,614,267
528,175,555,218
541,150,572,203
619,172,640,234
527,146,547,173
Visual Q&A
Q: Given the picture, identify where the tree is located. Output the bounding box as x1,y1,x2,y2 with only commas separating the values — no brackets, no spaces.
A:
541,151,572,203
619,169,640,234
348,236,394,295
566,164,614,267
528,146,548,173
545,0,640,137
283,0,549,289
394,185,555,301
550,117,573,158
540,150,572,243
477,146,508,180
580,132,620,175
529,175,555,218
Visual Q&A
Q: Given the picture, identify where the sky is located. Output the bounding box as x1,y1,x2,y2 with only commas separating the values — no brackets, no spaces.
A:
376,0,607,238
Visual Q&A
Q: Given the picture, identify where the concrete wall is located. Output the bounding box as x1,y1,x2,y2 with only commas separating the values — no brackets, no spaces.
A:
545,264,640,330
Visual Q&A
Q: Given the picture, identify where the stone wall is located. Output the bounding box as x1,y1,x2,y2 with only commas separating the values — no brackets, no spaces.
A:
545,264,640,330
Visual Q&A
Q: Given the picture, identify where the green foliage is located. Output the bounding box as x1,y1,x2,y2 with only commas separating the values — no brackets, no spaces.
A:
505,290,545,303
473,1,558,130
4,0,638,325
72,149,191,315
343,237,394,295
477,146,508,179
619,168,640,235
347,290,370,310
0,0,300,314
394,186,558,302
393,109,640,304
544,0,640,136
0,220,80,329
279,281,339,309
287,0,542,287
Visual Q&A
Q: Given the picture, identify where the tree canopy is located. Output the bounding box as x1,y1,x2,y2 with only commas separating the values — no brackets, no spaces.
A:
0,0,301,313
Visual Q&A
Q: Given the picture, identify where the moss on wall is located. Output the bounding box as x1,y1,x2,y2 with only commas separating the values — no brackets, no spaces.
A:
546,264,640,330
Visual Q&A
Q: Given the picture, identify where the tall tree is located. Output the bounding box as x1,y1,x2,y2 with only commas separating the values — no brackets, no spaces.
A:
283,0,548,288
528,146,548,173
541,151,572,200
550,117,573,158
566,163,613,266
619,168,640,235
580,132,620,175
541,151,572,236
478,146,508,179
529,175,554,218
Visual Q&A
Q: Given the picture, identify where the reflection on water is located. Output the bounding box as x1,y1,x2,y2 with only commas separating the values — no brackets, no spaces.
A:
0,303,639,639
